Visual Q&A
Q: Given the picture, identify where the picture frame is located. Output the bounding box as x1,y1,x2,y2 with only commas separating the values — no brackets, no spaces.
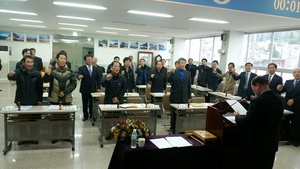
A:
26,34,37,42
130,41,138,49
158,43,166,50
139,42,148,50
109,40,119,48
0,31,11,41
98,39,108,47
138,51,154,69
120,40,128,48
13,32,24,42
39,34,50,43
149,43,158,50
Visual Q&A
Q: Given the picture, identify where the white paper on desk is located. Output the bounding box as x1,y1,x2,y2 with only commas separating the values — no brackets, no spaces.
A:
165,136,192,147
226,100,247,115
135,104,145,108
223,113,236,124
48,105,59,110
20,106,32,110
150,138,173,149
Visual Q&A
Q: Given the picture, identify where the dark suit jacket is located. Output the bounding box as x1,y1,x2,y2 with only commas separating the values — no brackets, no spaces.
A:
232,72,257,99
33,56,43,71
207,68,222,91
280,79,300,112
167,69,191,103
235,90,283,152
185,64,197,81
77,65,101,94
263,74,282,95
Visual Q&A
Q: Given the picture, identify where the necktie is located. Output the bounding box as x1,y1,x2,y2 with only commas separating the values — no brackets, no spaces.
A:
294,80,299,88
268,75,272,83
88,66,92,77
244,72,249,89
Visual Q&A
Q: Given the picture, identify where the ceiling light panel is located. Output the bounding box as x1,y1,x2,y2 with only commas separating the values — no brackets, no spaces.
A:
189,18,229,24
59,27,84,31
0,9,37,15
95,31,117,34
102,27,129,31
58,23,88,27
128,34,149,37
56,15,95,21
20,24,46,28
127,10,173,18
10,18,43,23
53,2,107,10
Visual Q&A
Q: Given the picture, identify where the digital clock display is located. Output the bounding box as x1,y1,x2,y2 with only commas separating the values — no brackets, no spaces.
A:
274,0,300,12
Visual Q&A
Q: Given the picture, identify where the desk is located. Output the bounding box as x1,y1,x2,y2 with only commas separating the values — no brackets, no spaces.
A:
170,103,213,133
0,105,77,155
108,134,220,169
98,104,160,148
209,92,242,102
192,85,212,98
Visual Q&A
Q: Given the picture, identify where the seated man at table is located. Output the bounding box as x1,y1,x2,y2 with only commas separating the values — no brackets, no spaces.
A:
43,51,77,143
7,55,43,145
102,61,127,140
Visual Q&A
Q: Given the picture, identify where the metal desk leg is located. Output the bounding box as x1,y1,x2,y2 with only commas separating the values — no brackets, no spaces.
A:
175,109,179,134
71,112,75,151
3,114,12,155
98,109,104,148
154,110,157,135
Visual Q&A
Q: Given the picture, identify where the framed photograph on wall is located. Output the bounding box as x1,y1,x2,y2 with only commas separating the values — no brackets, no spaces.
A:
39,34,50,43
158,43,166,50
26,34,37,42
0,31,11,41
13,32,24,42
139,42,148,50
130,41,138,49
138,51,154,69
109,40,119,48
120,40,128,48
149,43,157,50
98,39,107,47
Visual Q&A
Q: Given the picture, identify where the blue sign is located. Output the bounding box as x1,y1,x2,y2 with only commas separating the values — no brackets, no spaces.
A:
169,0,300,19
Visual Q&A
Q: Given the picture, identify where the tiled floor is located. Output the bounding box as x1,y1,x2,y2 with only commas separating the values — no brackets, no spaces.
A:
0,80,299,169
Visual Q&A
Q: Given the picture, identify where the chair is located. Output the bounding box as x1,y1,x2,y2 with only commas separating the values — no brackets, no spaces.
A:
162,94,171,128
126,97,148,116
145,86,151,102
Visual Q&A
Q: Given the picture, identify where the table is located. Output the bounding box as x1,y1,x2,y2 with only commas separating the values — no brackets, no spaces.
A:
108,134,220,169
0,105,77,155
98,104,160,148
192,85,212,97
170,103,213,133
209,92,242,102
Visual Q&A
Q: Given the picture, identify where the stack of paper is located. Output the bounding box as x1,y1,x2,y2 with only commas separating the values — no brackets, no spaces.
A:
150,136,192,149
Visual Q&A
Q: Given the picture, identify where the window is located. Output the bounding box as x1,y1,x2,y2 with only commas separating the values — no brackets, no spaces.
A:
184,39,190,58
190,39,200,61
212,37,221,62
272,31,300,69
200,38,214,61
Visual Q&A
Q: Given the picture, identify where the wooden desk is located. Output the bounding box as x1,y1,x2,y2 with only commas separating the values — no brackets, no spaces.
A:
98,104,160,148
0,105,77,155
209,92,242,102
170,103,213,133
108,134,220,169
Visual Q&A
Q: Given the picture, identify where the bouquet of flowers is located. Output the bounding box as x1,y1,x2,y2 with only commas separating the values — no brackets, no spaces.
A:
111,119,151,141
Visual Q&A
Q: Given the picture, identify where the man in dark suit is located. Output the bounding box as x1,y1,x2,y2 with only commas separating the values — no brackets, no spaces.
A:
30,48,43,71
232,62,257,100
77,55,101,121
168,58,192,133
263,63,282,95
207,60,222,91
185,58,197,84
277,68,300,147
235,76,283,169
15,48,32,70
197,58,209,87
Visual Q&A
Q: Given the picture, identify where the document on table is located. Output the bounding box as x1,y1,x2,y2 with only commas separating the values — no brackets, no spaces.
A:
150,137,192,149
48,105,59,110
165,136,192,147
20,106,32,110
223,113,236,124
226,100,247,115
150,138,173,149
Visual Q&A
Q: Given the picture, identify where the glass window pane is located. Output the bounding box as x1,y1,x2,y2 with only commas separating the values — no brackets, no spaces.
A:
212,36,221,62
248,33,272,67
256,69,267,76
272,30,300,69
184,39,190,58
282,73,294,83
190,39,201,61
200,38,214,62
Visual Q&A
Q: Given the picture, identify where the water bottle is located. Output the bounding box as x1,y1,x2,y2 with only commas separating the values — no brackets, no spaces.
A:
131,129,137,148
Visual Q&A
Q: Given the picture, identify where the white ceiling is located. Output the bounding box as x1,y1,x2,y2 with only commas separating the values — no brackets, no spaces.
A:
1,0,300,41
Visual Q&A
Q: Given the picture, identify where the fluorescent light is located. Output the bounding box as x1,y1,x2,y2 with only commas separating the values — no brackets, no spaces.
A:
0,9,37,15
20,24,46,28
58,23,88,27
128,34,149,37
95,31,117,34
59,27,84,31
10,18,43,23
102,27,129,31
61,39,79,43
53,2,107,10
188,18,229,24
56,15,95,21
127,10,173,18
